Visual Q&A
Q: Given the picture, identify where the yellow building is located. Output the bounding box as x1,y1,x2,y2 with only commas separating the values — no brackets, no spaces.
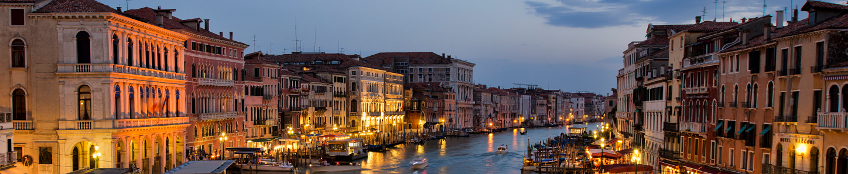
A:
1,1,190,173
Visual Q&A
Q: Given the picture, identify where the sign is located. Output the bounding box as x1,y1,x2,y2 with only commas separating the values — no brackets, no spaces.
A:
779,138,815,145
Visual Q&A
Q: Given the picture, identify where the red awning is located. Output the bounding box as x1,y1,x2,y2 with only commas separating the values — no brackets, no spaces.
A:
601,164,654,173
606,138,620,145
591,151,621,158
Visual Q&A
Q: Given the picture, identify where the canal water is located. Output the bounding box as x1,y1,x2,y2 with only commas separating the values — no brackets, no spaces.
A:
279,122,602,174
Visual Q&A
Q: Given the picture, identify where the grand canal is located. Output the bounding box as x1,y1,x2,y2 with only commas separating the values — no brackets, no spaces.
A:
277,122,603,174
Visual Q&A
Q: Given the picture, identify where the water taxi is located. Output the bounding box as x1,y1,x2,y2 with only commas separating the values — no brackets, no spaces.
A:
326,138,367,161
496,144,508,154
411,158,428,169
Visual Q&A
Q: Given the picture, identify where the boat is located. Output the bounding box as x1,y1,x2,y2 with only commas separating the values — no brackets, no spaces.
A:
410,158,428,169
496,144,508,154
244,160,293,172
457,131,470,137
406,138,423,144
310,163,362,172
519,128,527,135
326,138,367,161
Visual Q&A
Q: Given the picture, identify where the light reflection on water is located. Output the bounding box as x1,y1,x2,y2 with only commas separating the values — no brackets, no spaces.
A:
264,122,601,174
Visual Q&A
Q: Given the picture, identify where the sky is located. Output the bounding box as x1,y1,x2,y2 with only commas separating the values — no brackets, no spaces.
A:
98,0,843,94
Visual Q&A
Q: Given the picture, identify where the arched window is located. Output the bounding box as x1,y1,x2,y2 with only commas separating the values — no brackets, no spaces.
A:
776,143,783,166
753,84,759,107
734,85,739,102
156,46,161,70
350,100,358,112
746,84,752,103
812,147,820,173
843,85,848,112
165,89,170,118
191,64,196,78
768,82,774,107
112,34,119,64
789,145,796,169
11,39,25,67
174,51,179,72
176,90,180,117
828,148,836,174
76,31,90,63
12,89,25,120
831,85,840,112
164,48,169,71
129,86,135,119
115,85,120,119
79,86,91,120
127,38,133,66
721,85,725,102
144,42,149,68
840,149,848,174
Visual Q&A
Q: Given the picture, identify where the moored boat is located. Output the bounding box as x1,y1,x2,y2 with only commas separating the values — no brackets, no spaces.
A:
326,138,367,161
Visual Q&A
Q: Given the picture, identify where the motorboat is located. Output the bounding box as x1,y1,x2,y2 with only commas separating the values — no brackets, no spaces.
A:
496,144,508,154
457,131,470,137
410,158,428,169
310,162,362,172
519,128,527,135
246,160,293,172
325,138,368,161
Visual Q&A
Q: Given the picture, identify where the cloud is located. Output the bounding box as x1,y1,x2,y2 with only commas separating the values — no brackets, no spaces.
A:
524,0,845,29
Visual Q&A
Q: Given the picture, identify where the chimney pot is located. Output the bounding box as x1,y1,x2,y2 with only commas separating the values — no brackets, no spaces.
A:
219,32,223,36
695,16,702,24
793,9,799,22
776,10,784,28
204,19,210,31
156,14,163,26
229,32,233,40
116,7,121,12
764,24,772,41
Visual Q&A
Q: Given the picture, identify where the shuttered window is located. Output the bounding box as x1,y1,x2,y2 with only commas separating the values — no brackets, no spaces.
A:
10,9,24,25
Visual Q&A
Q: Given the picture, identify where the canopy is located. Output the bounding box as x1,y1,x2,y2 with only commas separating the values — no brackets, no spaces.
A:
588,149,621,158
744,124,756,132
305,134,322,137
725,125,733,133
249,138,272,143
605,138,620,145
713,121,724,131
759,125,772,135
601,164,654,173
736,123,747,134
617,148,634,155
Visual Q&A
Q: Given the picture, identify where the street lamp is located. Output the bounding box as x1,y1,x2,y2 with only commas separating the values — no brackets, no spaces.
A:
600,138,606,173
219,132,228,160
632,149,641,174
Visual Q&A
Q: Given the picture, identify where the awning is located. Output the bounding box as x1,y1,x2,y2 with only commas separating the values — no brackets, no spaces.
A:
736,123,748,134
713,121,723,131
759,125,772,135
724,125,732,133
249,138,272,143
745,124,756,132
602,164,654,173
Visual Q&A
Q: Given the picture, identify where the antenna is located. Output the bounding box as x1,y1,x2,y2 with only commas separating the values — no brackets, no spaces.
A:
714,0,718,21
314,29,317,52
702,7,708,20
252,35,256,52
763,0,767,17
125,0,131,9
294,16,300,52
723,1,726,22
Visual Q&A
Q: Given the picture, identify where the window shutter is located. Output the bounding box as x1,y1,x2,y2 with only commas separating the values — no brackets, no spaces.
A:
11,9,24,25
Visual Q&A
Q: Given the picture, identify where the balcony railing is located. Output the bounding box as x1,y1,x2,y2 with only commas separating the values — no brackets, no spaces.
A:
806,116,818,123
812,66,824,73
197,78,234,87
741,102,755,108
729,101,738,108
385,111,405,116
198,112,239,121
778,69,788,76
683,54,718,68
681,122,707,133
817,112,848,129
762,164,819,174
116,117,189,128
775,115,798,122
790,68,802,75
57,64,186,80
659,148,680,160
717,101,725,107
13,120,33,130
663,122,678,132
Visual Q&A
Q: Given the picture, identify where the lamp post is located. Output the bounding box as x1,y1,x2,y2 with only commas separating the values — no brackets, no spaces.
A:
219,132,228,160
633,149,640,174
601,138,605,173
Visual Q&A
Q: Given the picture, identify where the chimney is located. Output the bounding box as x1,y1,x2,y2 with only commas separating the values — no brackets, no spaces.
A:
442,53,445,58
792,9,799,22
742,31,748,45
156,14,163,26
117,7,121,12
219,32,223,36
204,19,210,31
764,23,772,41
742,17,747,23
229,32,233,40
695,16,702,24
776,10,784,28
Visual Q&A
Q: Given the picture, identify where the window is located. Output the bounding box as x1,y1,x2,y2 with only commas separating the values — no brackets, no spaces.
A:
748,151,755,171
10,9,24,26
254,68,260,77
718,146,723,164
114,85,120,119
78,85,91,120
129,87,134,119
127,39,133,66
76,31,91,63
112,35,119,64
12,89,25,120
11,39,25,67
795,46,803,69
730,149,735,167
742,150,748,169
768,82,774,107
736,55,740,72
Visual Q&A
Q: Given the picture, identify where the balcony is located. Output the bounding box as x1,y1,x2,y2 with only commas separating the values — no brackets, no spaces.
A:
817,112,848,129
778,69,788,76
812,66,824,73
197,78,234,87
198,112,239,121
659,148,680,160
717,101,725,107
681,122,707,133
683,54,718,68
115,117,189,128
386,111,405,116
253,119,276,126
775,115,798,122
762,164,819,174
663,122,679,132
13,120,33,130
729,101,738,108
684,87,708,94
740,102,755,109
57,64,185,81
790,68,802,75
369,112,382,116
806,116,818,123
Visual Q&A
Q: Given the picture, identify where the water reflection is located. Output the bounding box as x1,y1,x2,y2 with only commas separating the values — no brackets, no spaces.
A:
278,123,601,174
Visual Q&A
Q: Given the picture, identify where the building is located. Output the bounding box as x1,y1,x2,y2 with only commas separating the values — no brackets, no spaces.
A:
1,1,196,173
242,52,280,143
364,52,475,129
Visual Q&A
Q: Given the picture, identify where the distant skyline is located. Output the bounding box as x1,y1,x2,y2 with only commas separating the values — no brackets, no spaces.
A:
100,0,840,94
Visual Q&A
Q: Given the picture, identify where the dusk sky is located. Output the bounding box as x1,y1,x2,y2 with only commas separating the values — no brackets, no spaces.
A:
100,0,839,94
